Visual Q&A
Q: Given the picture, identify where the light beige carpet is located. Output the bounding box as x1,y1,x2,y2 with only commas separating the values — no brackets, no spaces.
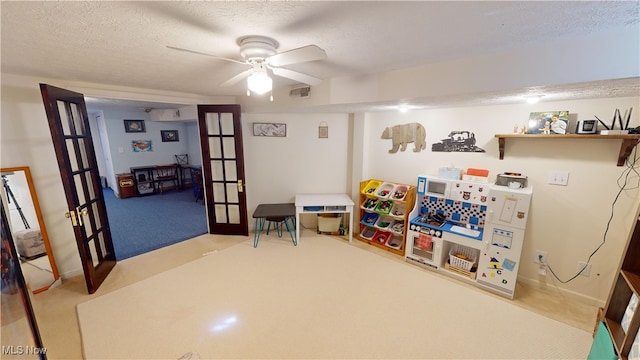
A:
77,235,592,359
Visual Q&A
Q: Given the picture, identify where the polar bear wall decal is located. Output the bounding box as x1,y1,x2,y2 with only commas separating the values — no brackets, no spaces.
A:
381,122,427,153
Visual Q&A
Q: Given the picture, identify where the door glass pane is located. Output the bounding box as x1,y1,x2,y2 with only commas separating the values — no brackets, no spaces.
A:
97,232,108,259
82,210,94,239
225,160,237,181
211,160,224,181
74,174,86,205
226,183,239,203
220,113,234,135
228,205,240,224
223,137,236,158
78,138,89,171
85,171,96,201
209,137,222,158
67,139,80,172
207,113,220,135
215,204,227,223
88,239,100,267
92,202,101,230
70,102,85,136
58,100,72,136
213,183,225,202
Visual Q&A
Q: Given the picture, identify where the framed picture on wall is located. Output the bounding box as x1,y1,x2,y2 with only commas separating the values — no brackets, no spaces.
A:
132,140,153,152
253,123,286,137
161,130,179,142
124,119,146,133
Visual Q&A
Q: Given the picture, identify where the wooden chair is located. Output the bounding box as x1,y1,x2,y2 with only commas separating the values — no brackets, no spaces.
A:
154,165,178,194
174,154,190,189
174,154,188,165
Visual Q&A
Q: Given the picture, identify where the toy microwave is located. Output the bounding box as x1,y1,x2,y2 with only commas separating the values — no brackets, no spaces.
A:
417,176,451,198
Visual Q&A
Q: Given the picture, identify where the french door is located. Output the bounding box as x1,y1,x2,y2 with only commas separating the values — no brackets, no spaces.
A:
40,84,116,294
198,105,249,235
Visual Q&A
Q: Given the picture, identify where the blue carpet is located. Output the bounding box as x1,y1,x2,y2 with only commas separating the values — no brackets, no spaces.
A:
103,188,207,260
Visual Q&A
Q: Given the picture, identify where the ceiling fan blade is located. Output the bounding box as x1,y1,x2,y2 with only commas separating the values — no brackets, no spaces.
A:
267,45,327,67
271,67,323,86
220,69,254,87
166,45,246,65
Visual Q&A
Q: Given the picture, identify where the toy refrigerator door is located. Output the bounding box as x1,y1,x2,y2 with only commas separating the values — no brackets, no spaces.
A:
476,224,524,298
487,187,532,229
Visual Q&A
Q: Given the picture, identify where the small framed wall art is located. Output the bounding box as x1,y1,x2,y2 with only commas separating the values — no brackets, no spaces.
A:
132,140,153,152
253,123,286,137
124,119,146,133
161,130,179,142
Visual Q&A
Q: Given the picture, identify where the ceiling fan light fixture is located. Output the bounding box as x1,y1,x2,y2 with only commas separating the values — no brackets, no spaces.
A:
525,94,544,104
247,71,273,95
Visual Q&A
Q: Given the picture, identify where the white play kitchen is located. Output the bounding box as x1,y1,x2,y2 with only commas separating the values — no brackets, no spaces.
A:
404,173,533,299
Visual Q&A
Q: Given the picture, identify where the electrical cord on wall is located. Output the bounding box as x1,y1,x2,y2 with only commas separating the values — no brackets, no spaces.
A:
543,145,640,284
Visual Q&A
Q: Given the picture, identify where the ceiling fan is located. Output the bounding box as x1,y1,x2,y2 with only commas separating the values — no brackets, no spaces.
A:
167,35,327,96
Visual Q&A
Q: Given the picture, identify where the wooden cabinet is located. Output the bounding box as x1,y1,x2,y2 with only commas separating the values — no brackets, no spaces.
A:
357,179,415,256
116,173,136,199
601,213,640,359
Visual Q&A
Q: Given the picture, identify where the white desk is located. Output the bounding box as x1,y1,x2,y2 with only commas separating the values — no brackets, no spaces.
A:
294,194,354,243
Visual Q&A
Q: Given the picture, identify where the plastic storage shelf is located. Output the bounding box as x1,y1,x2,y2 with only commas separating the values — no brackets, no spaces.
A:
357,179,416,257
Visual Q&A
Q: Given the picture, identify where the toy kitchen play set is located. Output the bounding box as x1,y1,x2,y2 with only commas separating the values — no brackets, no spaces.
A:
405,172,532,299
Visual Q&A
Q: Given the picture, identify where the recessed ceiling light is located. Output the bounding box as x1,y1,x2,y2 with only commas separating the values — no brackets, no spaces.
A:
398,104,409,113
525,95,544,104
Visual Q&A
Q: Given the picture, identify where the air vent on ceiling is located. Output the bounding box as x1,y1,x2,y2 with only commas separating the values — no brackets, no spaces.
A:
290,86,311,98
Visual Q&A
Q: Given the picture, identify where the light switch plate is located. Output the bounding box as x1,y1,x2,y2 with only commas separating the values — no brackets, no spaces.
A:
548,171,569,186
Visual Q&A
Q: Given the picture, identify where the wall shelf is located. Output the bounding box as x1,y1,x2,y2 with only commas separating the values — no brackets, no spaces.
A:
494,134,640,166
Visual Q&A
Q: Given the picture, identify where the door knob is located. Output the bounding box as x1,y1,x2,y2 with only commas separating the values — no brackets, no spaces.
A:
65,211,78,226
77,207,88,226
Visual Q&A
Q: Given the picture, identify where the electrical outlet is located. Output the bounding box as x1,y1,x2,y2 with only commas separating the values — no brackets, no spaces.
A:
535,250,547,263
538,264,547,276
578,262,592,277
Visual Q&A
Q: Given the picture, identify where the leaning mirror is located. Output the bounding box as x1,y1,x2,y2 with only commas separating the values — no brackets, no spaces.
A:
1,166,60,293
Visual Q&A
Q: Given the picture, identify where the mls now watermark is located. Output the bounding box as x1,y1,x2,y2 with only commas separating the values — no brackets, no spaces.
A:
2,345,47,356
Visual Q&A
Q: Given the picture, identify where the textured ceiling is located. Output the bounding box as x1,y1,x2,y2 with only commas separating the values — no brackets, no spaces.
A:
2,1,639,113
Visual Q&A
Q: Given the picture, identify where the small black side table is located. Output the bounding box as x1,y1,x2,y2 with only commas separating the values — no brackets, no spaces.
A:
252,203,297,248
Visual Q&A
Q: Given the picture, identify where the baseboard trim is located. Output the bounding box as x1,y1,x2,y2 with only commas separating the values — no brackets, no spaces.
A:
61,268,84,280
517,275,606,308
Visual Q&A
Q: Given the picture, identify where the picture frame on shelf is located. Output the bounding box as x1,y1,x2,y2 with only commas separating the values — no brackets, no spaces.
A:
253,123,286,137
527,111,569,134
161,130,179,142
124,119,146,133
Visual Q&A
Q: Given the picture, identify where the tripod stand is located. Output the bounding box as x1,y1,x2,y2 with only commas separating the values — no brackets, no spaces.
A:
2,175,30,230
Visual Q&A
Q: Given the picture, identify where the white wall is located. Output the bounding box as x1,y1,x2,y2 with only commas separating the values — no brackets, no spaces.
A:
185,122,202,166
103,109,189,172
361,96,640,305
242,113,350,227
1,83,83,277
